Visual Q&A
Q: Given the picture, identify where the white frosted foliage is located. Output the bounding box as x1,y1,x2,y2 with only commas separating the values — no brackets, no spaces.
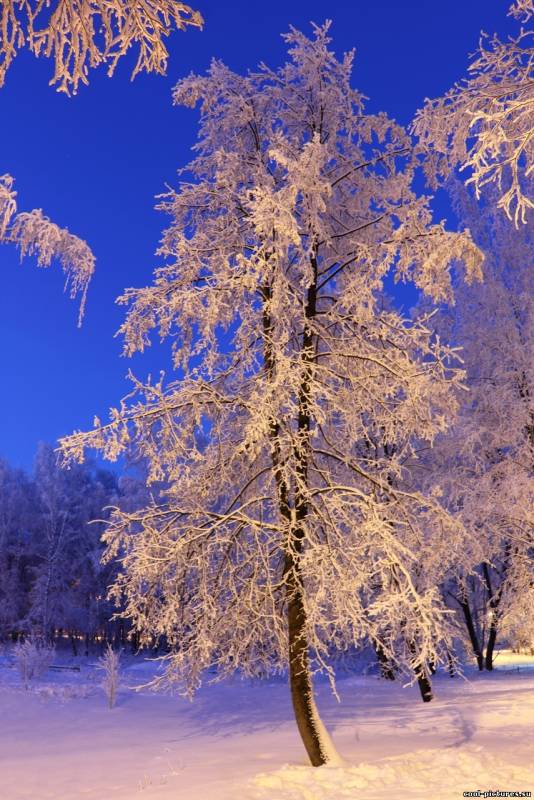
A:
61,23,482,738
98,644,121,709
0,0,203,94
0,175,94,323
422,186,534,662
413,1,534,226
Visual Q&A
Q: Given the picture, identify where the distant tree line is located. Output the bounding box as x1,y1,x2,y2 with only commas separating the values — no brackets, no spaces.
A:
0,443,150,655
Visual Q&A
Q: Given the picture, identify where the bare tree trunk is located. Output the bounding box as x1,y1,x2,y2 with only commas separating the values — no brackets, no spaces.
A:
447,649,457,677
482,559,508,671
485,623,498,671
407,638,433,702
458,596,484,670
285,553,332,766
416,668,434,702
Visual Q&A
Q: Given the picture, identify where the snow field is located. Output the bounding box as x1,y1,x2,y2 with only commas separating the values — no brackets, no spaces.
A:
1,655,534,799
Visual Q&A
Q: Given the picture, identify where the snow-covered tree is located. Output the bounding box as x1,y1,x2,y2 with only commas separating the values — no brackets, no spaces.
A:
61,23,482,766
13,634,55,687
0,444,147,648
413,1,534,226
0,0,202,95
98,643,121,708
426,185,534,670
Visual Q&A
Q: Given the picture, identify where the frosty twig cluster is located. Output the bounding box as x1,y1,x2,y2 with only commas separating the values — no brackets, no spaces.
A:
0,0,203,94
0,174,94,323
413,1,534,226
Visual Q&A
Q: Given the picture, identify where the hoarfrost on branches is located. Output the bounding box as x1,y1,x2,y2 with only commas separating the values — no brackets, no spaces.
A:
0,0,203,94
0,175,94,323
0,1,203,311
413,1,534,226
0,174,17,238
510,0,534,22
13,636,55,688
423,185,534,668
61,22,482,766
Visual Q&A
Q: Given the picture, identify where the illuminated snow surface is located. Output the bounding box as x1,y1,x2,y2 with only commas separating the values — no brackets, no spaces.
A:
1,651,533,800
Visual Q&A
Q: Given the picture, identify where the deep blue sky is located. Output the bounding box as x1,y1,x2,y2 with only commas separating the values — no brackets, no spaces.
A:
0,0,514,470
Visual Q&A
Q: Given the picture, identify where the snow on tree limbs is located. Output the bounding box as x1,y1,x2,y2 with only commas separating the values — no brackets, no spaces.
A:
422,186,534,670
413,0,534,227
60,23,483,765
0,0,203,95
0,174,94,324
0,2,202,318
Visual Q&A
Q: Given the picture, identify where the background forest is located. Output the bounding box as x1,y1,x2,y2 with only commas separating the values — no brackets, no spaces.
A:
0,445,150,652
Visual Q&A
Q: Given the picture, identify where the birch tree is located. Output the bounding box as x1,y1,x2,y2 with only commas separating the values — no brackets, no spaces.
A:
61,23,482,766
413,0,534,226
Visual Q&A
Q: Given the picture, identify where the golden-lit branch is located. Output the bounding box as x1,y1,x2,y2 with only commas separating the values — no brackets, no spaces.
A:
0,174,94,323
413,1,534,225
0,0,203,93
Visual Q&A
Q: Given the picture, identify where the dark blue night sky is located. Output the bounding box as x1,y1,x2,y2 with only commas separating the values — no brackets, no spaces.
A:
0,0,514,470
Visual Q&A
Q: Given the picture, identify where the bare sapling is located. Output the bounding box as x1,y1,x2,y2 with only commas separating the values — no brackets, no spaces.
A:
98,643,121,709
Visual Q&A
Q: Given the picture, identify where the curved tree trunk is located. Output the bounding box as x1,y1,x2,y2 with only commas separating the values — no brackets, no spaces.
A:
263,253,339,767
286,556,335,766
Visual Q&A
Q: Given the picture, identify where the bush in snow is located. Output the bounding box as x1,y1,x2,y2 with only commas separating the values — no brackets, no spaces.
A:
13,636,55,688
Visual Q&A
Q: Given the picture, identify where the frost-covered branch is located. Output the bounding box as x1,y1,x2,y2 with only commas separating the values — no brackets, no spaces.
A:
0,0,203,94
413,2,534,226
0,175,94,323
510,0,534,22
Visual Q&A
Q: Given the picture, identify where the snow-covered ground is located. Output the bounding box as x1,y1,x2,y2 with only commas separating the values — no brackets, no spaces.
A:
1,652,533,800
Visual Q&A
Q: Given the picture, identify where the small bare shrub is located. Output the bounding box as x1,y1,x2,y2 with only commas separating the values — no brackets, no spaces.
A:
14,636,55,688
98,644,121,709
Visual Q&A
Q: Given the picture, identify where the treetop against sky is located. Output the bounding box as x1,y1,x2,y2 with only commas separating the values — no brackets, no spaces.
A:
0,0,522,468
